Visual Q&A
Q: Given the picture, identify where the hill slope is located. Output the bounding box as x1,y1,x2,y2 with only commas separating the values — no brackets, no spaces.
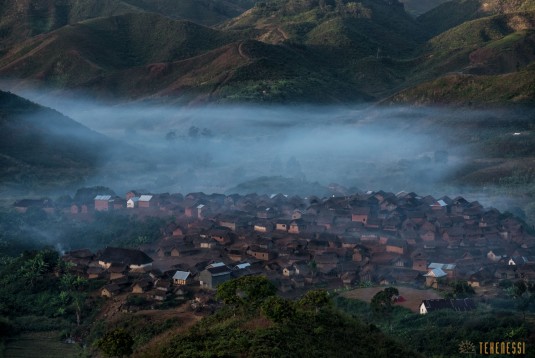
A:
0,90,112,191
0,0,534,105
0,0,256,50
0,10,372,103
389,9,535,105
418,0,535,36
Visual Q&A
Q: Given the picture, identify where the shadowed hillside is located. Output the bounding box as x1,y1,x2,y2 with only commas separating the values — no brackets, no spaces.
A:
0,90,115,191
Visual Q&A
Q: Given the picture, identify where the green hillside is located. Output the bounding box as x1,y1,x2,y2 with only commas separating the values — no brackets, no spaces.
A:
0,8,376,103
0,13,241,89
399,0,449,16
0,0,256,51
150,279,421,358
388,68,535,106
0,0,534,104
223,0,425,57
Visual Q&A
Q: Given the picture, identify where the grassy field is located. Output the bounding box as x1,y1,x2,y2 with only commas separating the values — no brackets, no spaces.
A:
341,286,443,313
3,331,79,358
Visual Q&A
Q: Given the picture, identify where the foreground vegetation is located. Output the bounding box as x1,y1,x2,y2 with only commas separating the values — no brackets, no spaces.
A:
0,246,534,357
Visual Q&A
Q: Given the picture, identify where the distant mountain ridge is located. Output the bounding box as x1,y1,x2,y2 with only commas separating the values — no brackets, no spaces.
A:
0,0,534,105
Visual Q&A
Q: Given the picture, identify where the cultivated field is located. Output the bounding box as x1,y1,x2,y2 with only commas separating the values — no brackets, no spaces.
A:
3,331,79,358
341,286,443,313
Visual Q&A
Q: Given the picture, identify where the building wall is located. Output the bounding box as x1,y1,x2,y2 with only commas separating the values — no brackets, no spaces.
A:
95,200,110,211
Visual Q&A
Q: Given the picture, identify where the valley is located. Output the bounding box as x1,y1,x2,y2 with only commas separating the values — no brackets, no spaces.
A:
1,0,535,357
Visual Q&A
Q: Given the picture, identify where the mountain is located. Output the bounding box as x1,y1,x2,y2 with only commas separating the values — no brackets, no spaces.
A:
0,9,372,103
0,0,534,105
0,90,112,191
0,0,256,50
418,0,535,37
389,8,535,105
222,0,425,56
388,68,535,105
0,13,241,90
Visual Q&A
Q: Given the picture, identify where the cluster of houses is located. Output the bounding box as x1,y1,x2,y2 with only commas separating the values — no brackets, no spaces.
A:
15,189,535,303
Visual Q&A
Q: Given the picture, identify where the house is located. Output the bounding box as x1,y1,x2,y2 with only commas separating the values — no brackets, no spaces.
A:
14,199,49,213
508,256,528,266
419,298,476,314
276,220,291,232
487,248,507,262
288,220,305,234
430,200,448,212
131,278,152,294
423,268,447,288
412,257,428,272
194,236,217,249
94,195,113,211
171,244,196,257
127,197,140,208
257,207,276,219
249,247,275,261
428,263,457,279
467,268,495,287
283,266,295,277
101,283,121,298
107,263,128,280
173,271,192,285
219,215,250,231
199,265,232,289
254,221,274,233
139,195,155,208
386,239,406,255
314,252,340,274
86,266,104,279
98,247,153,271
351,207,370,224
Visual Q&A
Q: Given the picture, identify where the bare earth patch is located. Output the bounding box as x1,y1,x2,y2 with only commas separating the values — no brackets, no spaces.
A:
341,286,443,313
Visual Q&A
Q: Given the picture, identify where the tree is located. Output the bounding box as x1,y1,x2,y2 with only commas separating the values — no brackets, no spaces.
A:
450,281,475,298
369,287,400,313
216,276,276,307
370,287,399,328
96,328,134,357
299,289,331,311
261,296,295,323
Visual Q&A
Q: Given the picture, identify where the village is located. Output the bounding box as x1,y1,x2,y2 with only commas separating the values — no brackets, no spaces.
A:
14,189,535,314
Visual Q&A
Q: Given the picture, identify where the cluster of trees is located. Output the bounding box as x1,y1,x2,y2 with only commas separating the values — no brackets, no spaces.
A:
336,285,535,358
160,277,419,357
0,248,103,350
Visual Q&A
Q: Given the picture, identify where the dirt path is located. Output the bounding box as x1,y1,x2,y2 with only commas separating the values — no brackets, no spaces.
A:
237,41,250,60
276,27,289,40
0,35,56,69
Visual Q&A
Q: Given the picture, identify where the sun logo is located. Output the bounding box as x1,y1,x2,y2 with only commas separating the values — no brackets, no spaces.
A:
459,340,476,354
